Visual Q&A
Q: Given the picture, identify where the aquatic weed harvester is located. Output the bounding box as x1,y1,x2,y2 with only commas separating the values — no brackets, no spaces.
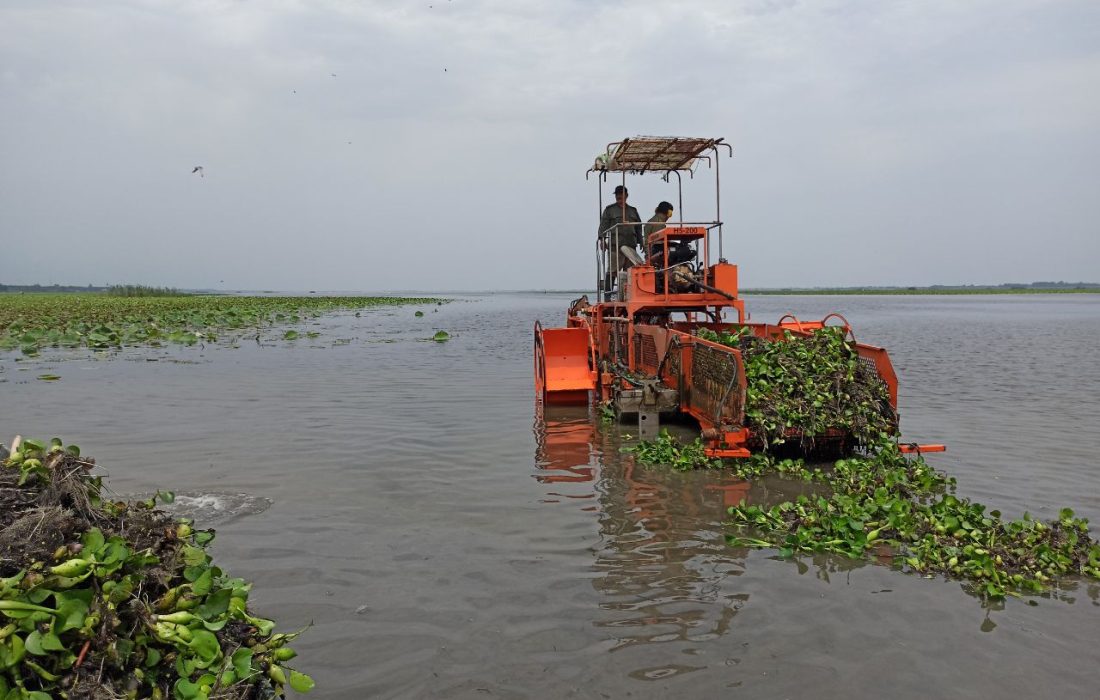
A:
534,136,943,458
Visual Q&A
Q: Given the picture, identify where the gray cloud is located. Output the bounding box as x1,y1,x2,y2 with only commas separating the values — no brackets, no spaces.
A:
2,0,1097,290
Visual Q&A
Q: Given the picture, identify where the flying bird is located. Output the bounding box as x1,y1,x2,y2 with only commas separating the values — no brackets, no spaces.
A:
330,73,337,77
191,166,204,178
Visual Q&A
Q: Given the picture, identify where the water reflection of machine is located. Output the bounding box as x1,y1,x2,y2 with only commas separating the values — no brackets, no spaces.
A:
591,450,751,651
532,404,598,486
533,405,753,651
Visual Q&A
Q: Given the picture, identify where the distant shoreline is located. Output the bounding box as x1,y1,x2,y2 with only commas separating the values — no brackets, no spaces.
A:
533,286,1099,296
3,284,1098,297
740,286,1100,296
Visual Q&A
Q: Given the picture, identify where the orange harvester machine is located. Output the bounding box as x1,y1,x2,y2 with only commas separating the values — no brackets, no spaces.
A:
534,136,943,458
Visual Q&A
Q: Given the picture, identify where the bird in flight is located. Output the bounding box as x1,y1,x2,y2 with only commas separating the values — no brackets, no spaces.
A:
330,73,337,77
191,166,204,178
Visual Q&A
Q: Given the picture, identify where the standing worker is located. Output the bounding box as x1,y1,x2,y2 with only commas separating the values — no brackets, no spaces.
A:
598,185,642,290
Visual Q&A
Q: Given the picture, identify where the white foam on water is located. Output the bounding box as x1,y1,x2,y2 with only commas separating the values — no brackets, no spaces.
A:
129,491,272,525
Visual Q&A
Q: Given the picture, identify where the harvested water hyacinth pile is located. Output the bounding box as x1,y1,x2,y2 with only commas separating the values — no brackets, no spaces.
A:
0,438,313,699
696,326,896,448
625,329,1100,599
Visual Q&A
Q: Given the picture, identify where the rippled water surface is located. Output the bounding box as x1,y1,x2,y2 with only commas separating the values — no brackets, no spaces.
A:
2,293,1099,699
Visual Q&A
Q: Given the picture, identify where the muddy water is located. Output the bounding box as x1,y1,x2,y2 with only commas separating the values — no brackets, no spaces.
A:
2,293,1099,699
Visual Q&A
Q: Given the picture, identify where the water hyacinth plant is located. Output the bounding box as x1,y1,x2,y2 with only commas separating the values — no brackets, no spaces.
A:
723,446,1100,600
0,294,444,355
624,430,719,471
623,329,1100,600
0,438,313,697
697,326,896,448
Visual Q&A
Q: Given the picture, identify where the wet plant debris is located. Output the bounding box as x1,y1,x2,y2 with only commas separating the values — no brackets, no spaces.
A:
0,437,314,698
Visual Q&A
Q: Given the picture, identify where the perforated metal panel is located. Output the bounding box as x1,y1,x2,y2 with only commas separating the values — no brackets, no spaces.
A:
688,343,744,427
635,334,659,375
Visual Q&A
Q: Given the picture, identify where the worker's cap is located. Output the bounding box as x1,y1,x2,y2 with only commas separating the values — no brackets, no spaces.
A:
613,185,628,196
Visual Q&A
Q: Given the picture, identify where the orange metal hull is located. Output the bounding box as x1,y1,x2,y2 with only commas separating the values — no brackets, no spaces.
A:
534,228,936,456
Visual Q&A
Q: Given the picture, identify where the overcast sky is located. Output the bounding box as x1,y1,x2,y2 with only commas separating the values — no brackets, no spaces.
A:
2,0,1097,291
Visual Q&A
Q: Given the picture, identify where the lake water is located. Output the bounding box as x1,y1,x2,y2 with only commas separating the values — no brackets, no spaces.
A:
2,293,1099,699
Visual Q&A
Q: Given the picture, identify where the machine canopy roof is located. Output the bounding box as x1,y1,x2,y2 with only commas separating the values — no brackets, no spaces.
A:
599,136,723,173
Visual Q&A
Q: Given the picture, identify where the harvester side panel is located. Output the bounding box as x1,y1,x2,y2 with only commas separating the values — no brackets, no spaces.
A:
536,325,595,405
682,337,747,431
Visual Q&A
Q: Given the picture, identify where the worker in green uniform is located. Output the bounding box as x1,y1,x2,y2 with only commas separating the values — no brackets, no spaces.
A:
598,185,642,289
644,201,674,246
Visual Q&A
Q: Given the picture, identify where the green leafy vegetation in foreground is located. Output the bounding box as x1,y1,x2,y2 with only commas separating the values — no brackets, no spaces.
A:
0,294,443,355
624,329,1100,599
1,438,313,698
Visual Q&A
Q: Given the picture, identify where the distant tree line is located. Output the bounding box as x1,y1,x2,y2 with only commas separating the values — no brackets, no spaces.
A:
105,285,188,297
997,281,1100,289
0,283,103,293
0,283,190,296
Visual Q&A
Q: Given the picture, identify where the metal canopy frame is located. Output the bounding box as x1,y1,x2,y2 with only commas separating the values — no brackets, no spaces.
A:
594,136,723,174
590,136,733,302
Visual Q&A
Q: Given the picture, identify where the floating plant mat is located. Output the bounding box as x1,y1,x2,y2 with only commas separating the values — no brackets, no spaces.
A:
623,329,1100,599
627,433,1100,599
0,295,444,355
0,438,313,698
